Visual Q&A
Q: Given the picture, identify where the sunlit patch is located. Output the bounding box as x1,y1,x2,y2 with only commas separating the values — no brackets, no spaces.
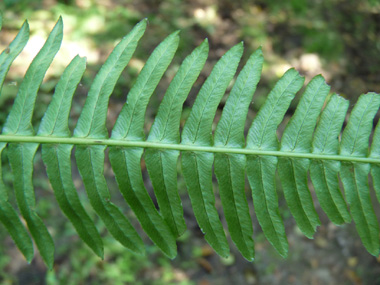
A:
299,53,322,73
193,7,217,25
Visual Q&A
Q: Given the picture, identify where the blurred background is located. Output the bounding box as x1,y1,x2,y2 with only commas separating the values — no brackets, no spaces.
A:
1,0,380,284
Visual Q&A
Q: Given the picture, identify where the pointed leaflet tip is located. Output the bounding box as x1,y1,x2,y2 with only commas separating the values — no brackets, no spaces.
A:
51,16,64,42
226,42,244,58
312,74,328,83
16,20,30,37
237,41,244,48
169,30,180,38
197,39,209,51
22,20,30,32
74,17,147,138
56,16,63,29
200,38,209,51
3,13,63,135
0,18,30,92
134,18,148,31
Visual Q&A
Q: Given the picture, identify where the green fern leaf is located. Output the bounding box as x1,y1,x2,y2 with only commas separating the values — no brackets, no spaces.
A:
246,68,304,256
1,17,380,266
109,30,180,258
74,19,148,256
310,94,351,225
0,143,34,262
340,93,380,256
145,39,209,237
8,143,54,267
2,17,63,269
181,42,244,258
370,114,380,203
0,13,34,264
38,55,104,258
278,75,330,238
3,17,62,135
0,20,29,93
214,47,264,261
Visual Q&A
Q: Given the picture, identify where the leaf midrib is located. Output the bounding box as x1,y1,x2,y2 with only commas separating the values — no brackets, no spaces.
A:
157,150,179,236
257,156,285,253
157,53,200,142
258,74,300,148
190,50,240,145
350,163,377,251
13,31,60,135
289,159,316,234
224,154,250,253
348,94,375,156
288,82,323,152
222,66,254,147
85,44,134,138
122,41,175,139
314,97,339,154
319,160,345,220
52,145,99,247
48,64,78,136
2,135,379,164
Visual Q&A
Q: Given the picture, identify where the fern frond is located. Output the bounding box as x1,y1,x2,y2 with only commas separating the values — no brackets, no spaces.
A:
0,20,29,93
2,17,63,269
145,39,209,238
39,55,104,258
278,75,330,238
339,93,380,255
74,19,148,256
181,42,244,258
310,94,351,225
0,143,33,262
214,47,263,261
109,29,180,258
1,17,380,267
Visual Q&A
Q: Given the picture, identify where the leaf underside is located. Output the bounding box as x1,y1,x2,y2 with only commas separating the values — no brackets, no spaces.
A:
0,17,380,268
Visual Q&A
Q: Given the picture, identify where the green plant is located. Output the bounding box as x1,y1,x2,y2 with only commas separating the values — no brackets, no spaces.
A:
1,15,380,269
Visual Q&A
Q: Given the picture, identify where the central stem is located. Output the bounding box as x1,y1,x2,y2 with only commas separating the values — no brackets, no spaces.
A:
0,135,378,164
